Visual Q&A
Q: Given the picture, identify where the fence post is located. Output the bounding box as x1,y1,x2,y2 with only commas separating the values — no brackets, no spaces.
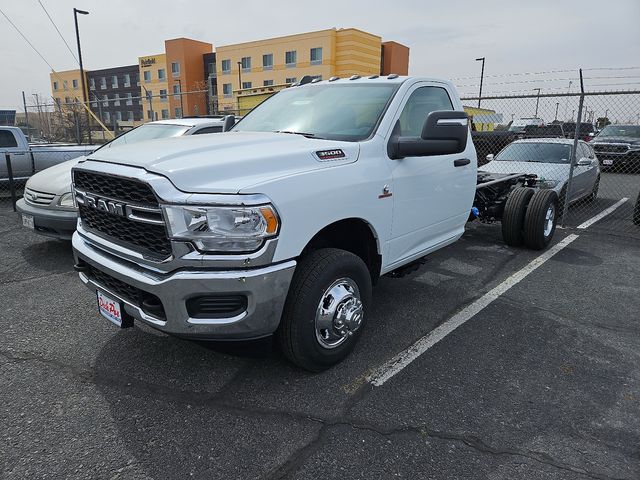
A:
562,69,584,226
5,153,17,212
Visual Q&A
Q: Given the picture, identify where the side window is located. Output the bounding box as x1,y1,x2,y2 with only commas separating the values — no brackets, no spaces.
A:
0,130,18,148
578,143,589,160
192,126,222,135
398,86,453,136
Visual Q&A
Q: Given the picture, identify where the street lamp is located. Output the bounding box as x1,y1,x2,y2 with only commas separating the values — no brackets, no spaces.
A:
73,7,89,143
555,102,559,121
533,88,541,117
175,79,184,117
237,61,243,114
475,57,485,108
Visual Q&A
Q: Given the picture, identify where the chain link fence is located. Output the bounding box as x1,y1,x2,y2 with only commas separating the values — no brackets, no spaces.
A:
466,88,640,238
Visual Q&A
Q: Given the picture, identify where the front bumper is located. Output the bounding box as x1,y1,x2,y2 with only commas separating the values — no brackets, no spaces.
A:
72,232,296,340
16,198,77,240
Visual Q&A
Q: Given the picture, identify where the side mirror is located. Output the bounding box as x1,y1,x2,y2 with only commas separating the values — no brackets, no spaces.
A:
388,110,469,159
222,114,236,132
577,157,591,166
486,154,494,162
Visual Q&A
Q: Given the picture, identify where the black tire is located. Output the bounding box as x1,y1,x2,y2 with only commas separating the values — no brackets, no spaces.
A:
633,192,640,226
524,189,559,250
502,187,535,247
585,175,600,203
277,248,372,372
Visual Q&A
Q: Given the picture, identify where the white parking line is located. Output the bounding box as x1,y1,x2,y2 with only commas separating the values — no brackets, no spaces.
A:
576,197,628,229
367,234,580,387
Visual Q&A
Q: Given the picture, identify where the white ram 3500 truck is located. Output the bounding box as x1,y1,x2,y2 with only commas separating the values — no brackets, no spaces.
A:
72,75,559,371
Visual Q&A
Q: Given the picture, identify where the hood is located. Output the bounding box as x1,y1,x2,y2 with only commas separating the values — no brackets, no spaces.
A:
481,160,571,183
26,157,85,195
593,136,640,146
85,131,360,193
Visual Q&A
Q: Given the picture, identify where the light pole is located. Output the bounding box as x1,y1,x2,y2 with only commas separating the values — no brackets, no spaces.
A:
533,88,541,117
475,57,485,108
564,80,572,121
554,102,559,121
175,79,184,117
73,8,89,144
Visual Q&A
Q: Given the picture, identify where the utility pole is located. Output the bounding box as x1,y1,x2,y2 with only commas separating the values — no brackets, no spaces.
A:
533,88,541,118
22,91,31,141
475,57,485,108
564,80,572,121
237,61,244,114
142,85,153,123
73,7,89,143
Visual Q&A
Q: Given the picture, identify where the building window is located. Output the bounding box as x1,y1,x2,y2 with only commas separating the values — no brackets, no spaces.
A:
208,63,215,75
111,75,118,88
104,111,110,123
65,96,71,104
158,68,166,80
310,47,323,65
223,83,232,98
114,93,120,106
127,111,134,121
147,110,153,120
160,89,168,101
126,93,133,106
124,74,131,87
63,80,68,90
72,79,78,89
221,59,231,74
91,99,97,108
115,111,122,122
102,95,108,107
135,73,140,86
171,62,180,77
174,107,182,118
241,56,251,72
285,50,297,67
242,82,252,89
100,77,107,89
53,81,58,90
89,78,95,90
262,54,273,70
263,80,274,86
161,109,169,119
143,70,151,82
286,77,297,84
172,84,181,95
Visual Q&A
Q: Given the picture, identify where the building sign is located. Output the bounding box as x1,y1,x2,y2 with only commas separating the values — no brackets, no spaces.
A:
140,57,156,68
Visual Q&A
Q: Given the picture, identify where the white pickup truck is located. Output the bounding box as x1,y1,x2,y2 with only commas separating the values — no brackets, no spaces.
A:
0,126,96,181
72,75,560,371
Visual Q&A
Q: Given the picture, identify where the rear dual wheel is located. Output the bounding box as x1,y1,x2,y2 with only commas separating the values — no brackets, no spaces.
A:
502,187,559,250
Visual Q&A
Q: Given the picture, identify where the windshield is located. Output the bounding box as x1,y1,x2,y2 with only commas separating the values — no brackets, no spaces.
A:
596,125,640,138
495,142,572,164
103,124,190,149
232,83,398,141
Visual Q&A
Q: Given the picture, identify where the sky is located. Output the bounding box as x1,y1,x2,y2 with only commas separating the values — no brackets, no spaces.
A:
1,0,639,117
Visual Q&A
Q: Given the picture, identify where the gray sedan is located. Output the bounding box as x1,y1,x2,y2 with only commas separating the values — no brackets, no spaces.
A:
482,138,600,207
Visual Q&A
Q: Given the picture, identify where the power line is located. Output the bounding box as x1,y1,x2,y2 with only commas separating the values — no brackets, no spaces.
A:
452,66,640,81
38,0,79,64
0,7,56,72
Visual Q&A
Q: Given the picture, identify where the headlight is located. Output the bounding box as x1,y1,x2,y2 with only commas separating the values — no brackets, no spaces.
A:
163,204,279,252
536,179,559,189
58,192,75,207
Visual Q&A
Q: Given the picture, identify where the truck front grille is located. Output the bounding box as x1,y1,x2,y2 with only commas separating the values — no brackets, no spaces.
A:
74,171,172,260
24,188,55,206
594,144,628,154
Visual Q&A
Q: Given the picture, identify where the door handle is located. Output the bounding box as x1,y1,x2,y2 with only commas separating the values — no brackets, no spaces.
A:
454,158,471,167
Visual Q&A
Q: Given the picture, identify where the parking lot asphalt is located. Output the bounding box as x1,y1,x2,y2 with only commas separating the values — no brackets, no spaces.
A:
1,201,639,479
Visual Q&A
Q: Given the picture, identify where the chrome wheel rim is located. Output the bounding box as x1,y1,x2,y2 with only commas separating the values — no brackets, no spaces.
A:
315,278,363,349
544,204,555,237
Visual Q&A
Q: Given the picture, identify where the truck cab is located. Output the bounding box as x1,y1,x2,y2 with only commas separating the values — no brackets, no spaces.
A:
72,75,476,370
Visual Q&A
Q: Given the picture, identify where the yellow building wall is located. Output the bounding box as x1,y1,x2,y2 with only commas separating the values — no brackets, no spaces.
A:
138,53,168,121
215,28,382,112
50,69,87,109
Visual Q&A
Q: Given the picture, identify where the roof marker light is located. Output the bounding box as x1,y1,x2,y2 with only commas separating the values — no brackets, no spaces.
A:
329,76,340,82
349,75,361,80
387,74,399,79
368,75,379,79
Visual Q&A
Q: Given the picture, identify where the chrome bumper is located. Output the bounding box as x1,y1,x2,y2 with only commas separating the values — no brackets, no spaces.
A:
72,232,296,340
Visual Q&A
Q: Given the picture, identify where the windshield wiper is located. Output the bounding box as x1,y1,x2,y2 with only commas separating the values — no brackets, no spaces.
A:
275,130,325,139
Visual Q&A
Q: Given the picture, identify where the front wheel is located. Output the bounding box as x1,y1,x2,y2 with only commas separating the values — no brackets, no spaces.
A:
277,248,372,371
